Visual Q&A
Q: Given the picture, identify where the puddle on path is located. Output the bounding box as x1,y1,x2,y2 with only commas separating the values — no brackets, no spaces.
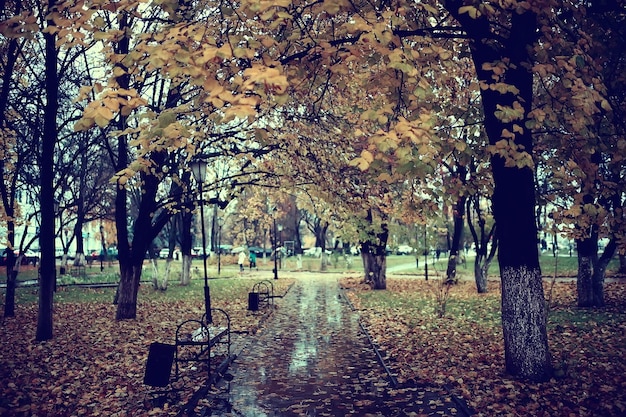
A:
205,275,468,416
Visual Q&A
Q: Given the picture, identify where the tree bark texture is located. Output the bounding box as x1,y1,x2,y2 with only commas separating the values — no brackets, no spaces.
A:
361,242,387,290
500,265,551,380
360,211,389,290
116,260,142,320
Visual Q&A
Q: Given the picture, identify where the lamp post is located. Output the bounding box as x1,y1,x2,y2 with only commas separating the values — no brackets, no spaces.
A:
191,159,212,324
99,223,104,272
424,227,428,281
217,217,223,275
272,208,278,280
277,224,283,271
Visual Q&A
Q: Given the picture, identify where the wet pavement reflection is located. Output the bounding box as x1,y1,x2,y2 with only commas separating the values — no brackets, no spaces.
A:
205,274,468,416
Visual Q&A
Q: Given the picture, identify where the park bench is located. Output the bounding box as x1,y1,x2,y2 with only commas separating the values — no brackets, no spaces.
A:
143,308,231,389
247,280,274,311
69,264,86,278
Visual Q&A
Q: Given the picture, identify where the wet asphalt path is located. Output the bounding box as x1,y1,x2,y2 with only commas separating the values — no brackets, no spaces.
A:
206,274,468,416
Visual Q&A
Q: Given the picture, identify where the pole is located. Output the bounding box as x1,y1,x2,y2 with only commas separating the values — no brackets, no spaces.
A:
217,221,221,275
198,181,212,324
424,228,428,281
100,224,105,272
273,215,278,280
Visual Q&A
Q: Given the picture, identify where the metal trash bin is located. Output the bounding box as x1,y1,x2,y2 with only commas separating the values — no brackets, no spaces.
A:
248,292,259,311
143,342,176,387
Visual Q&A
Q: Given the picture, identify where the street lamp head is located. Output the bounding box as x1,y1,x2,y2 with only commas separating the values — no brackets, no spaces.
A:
190,159,208,183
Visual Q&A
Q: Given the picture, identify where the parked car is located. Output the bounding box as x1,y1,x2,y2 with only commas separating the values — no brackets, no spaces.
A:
396,245,415,255
160,248,181,259
192,247,209,258
1,249,40,266
303,247,332,257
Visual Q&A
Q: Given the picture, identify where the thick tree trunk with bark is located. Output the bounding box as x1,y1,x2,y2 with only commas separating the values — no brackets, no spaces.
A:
361,241,387,290
447,2,552,380
500,265,550,379
577,235,616,307
360,210,389,290
116,258,143,320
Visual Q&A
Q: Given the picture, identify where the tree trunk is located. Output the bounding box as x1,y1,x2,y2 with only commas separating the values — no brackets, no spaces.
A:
181,255,192,286
360,212,389,290
151,258,159,290
180,203,193,285
577,235,616,307
116,171,163,319
576,235,597,307
619,254,626,274
73,142,88,265
446,195,466,284
447,2,552,380
116,258,143,320
0,34,20,318
314,220,329,271
162,259,170,291
362,249,387,290
36,16,59,341
500,265,550,380
3,223,17,317
474,255,489,294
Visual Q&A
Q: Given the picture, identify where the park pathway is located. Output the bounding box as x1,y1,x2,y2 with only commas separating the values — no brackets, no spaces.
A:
202,274,470,416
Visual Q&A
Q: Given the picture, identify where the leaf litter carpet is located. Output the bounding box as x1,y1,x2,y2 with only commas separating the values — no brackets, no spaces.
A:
201,274,469,416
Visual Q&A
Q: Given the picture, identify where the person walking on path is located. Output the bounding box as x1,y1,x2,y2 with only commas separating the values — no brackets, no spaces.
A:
249,251,257,270
204,273,470,416
238,250,246,272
